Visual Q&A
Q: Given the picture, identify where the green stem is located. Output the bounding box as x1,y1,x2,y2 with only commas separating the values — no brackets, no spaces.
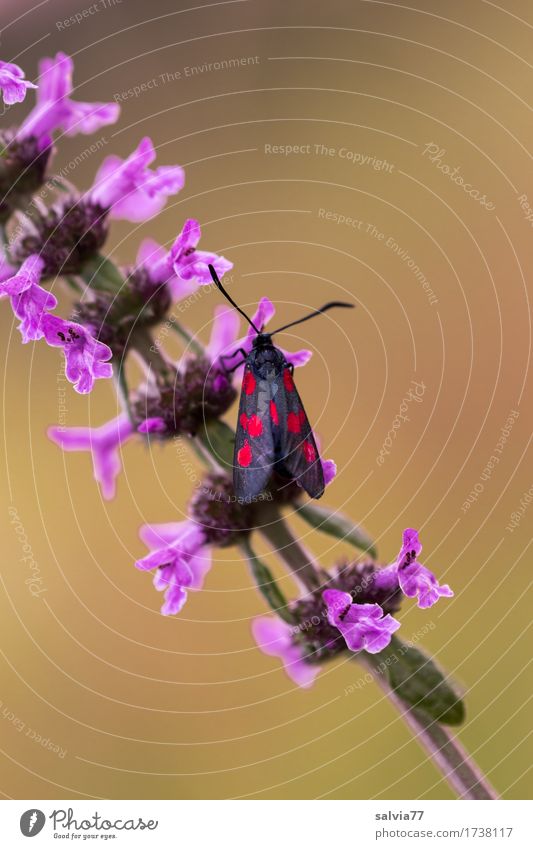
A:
191,435,221,472
240,537,295,625
48,176,74,193
63,275,83,294
298,501,377,558
113,360,134,424
257,501,322,592
131,327,173,380
362,656,498,800
170,320,205,357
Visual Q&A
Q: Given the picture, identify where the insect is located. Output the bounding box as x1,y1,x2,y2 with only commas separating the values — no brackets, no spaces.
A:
208,264,353,500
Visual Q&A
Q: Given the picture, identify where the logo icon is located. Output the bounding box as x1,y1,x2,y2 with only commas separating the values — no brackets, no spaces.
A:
20,810,46,837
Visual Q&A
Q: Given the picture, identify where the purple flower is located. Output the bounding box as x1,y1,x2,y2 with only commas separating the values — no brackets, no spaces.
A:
311,431,337,488
90,137,185,222
41,314,113,394
135,238,199,302
136,239,172,285
0,60,36,105
205,304,241,370
398,560,454,608
374,528,454,609
252,616,319,688
135,521,212,615
396,528,453,608
135,226,232,302
322,458,337,487
0,255,16,282
48,414,134,500
170,218,232,284
0,255,57,342
399,527,423,561
323,588,401,654
137,417,167,434
18,52,119,147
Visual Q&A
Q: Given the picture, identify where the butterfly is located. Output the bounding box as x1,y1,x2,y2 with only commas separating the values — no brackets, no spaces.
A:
208,265,353,501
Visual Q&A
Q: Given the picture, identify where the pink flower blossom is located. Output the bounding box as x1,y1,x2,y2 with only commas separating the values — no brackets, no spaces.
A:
0,60,36,105
136,521,212,615
19,52,119,147
373,528,454,609
170,218,232,284
0,255,56,342
48,414,134,500
323,589,401,653
252,616,319,688
90,137,184,222
42,314,113,394
135,225,233,302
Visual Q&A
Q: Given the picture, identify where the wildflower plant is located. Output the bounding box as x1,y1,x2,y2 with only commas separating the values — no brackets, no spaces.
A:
0,54,497,800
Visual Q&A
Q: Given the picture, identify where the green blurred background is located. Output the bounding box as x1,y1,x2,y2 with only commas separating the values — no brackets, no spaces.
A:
0,0,531,799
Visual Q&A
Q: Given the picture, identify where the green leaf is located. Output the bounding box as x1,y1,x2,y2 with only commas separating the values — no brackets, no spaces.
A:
197,419,235,471
298,502,376,558
63,275,83,293
80,254,125,294
240,538,295,625
376,636,465,726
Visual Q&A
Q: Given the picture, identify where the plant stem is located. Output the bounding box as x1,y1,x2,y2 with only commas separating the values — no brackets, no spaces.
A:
362,657,499,800
113,360,134,424
113,308,493,801
240,537,295,625
257,501,322,592
170,320,205,356
191,435,221,472
63,275,83,294
131,326,173,380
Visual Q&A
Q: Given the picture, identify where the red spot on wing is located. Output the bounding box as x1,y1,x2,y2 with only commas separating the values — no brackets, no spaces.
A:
302,440,316,462
283,369,295,391
247,414,263,437
270,400,279,425
237,439,252,467
242,370,256,395
239,412,248,431
287,411,301,433
299,409,306,426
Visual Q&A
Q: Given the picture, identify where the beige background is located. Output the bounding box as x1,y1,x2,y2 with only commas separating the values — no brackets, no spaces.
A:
0,0,531,799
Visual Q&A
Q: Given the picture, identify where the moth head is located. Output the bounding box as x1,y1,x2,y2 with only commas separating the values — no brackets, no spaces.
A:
252,333,272,348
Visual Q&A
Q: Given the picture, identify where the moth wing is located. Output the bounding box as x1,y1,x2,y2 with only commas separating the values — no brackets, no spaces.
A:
233,362,276,499
276,366,325,499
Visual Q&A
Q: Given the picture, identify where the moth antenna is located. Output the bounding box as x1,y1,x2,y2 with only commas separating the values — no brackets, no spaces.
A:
208,264,261,334
270,301,355,336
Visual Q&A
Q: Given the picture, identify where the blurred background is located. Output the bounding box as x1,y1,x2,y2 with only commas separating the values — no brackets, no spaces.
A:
0,0,531,800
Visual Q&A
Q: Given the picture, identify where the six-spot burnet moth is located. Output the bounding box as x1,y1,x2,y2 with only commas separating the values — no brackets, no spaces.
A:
208,264,354,501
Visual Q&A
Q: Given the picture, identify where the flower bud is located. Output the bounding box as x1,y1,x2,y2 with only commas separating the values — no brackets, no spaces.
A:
11,195,108,275
0,131,51,224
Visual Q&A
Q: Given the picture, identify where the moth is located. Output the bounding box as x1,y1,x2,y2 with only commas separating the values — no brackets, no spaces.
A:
208,265,353,500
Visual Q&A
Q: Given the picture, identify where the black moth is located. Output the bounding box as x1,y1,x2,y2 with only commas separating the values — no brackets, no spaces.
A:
208,265,353,500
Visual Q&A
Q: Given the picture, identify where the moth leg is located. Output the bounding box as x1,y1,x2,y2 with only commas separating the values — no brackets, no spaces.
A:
220,348,247,373
225,358,247,374
221,348,247,363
